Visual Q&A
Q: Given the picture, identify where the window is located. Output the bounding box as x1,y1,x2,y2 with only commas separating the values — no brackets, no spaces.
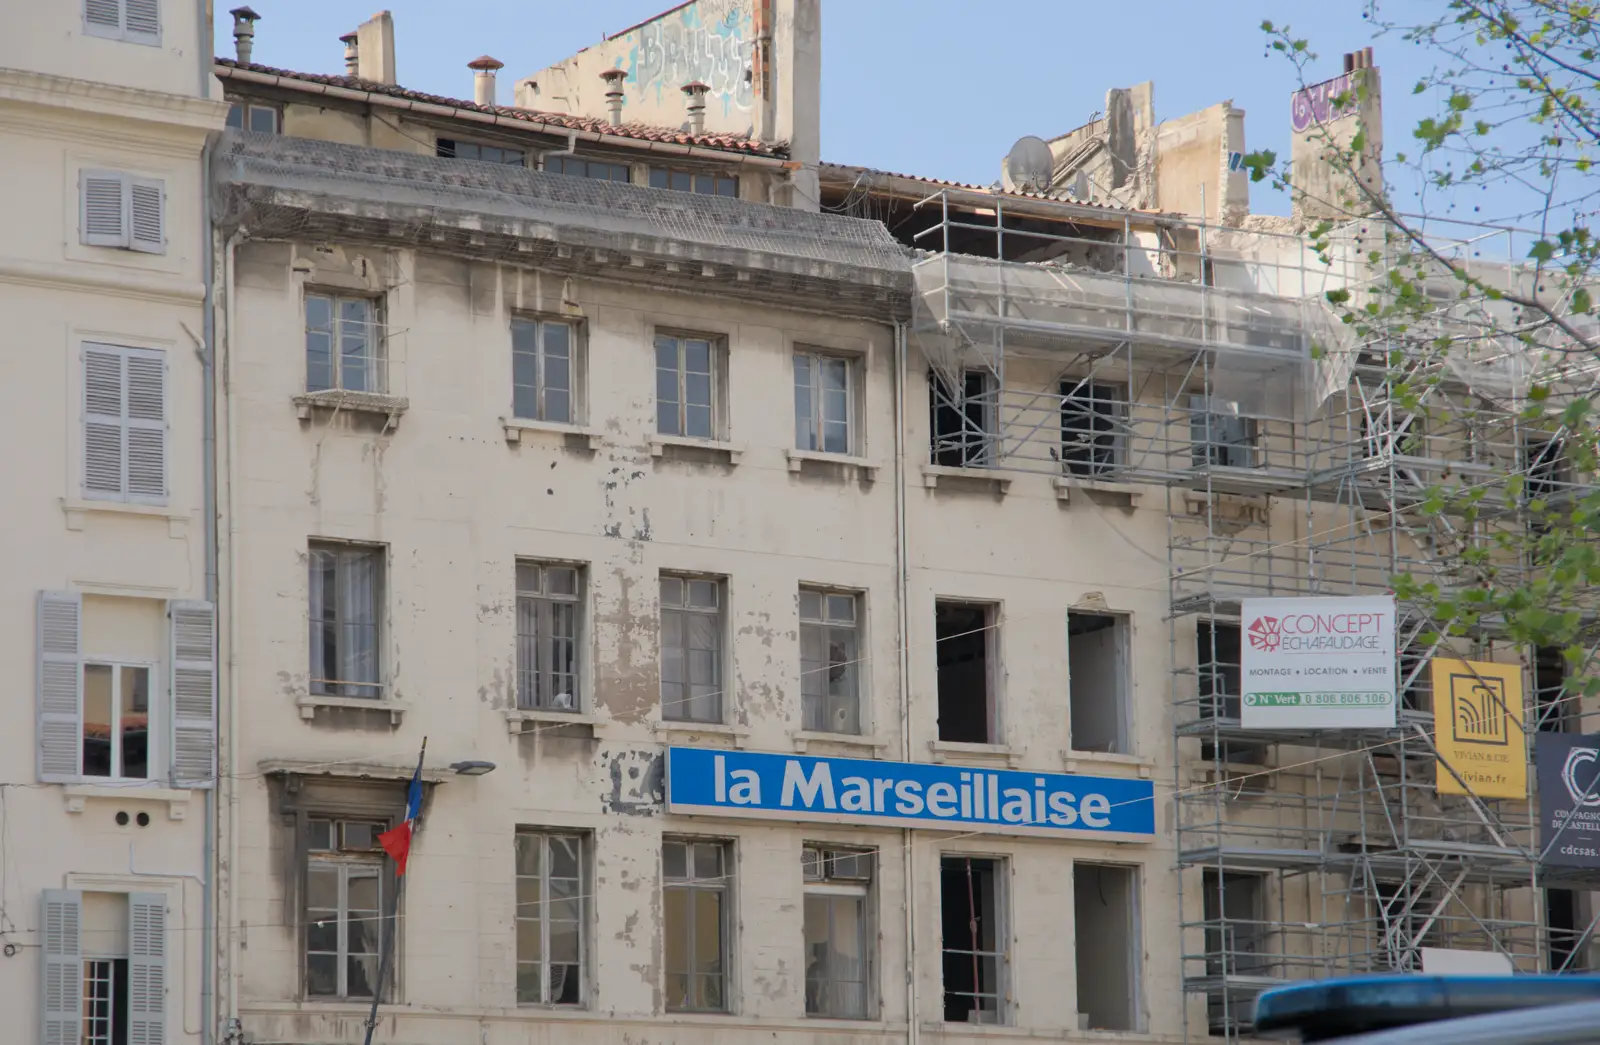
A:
655,333,718,439
36,592,217,787
305,817,390,998
1526,437,1569,499
515,831,586,1005
1547,888,1588,972
1197,621,1266,765
437,138,526,166
940,855,1005,1023
82,663,150,781
660,575,723,723
1189,397,1257,468
664,839,731,1013
84,0,160,44
1074,864,1140,1031
1398,643,1432,713
80,170,164,253
1067,611,1129,754
794,351,854,455
803,846,873,1019
935,601,997,744
545,154,631,182
800,589,861,734
305,292,384,394
649,167,738,197
516,563,581,711
511,317,576,423
1374,882,1436,970
1202,869,1267,1035
82,343,167,504
225,101,280,133
1536,645,1570,733
1060,380,1123,476
930,370,997,467
41,890,167,1045
308,542,384,698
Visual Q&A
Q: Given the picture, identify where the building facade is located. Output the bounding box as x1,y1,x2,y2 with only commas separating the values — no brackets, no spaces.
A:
3,3,226,1045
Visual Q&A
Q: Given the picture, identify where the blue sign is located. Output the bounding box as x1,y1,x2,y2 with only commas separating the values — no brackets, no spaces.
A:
665,747,1155,839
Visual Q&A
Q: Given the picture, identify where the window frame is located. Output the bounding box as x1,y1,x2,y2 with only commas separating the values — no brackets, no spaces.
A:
80,659,156,784
934,599,1001,745
79,169,165,254
930,369,998,468
798,587,863,735
304,290,386,394
544,154,632,183
225,100,281,134
307,540,386,699
654,330,724,440
510,314,581,424
514,829,589,1007
663,837,734,1014
659,573,726,724
1059,379,1125,477
84,0,161,45
939,853,1009,1024
802,844,875,1020
648,166,739,197
793,349,858,456
436,137,527,166
81,341,169,505
303,815,390,1000
515,561,584,712
1189,397,1259,469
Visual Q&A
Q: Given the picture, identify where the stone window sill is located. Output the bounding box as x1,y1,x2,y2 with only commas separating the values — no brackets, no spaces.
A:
1060,750,1155,778
63,784,191,820
650,434,743,464
503,708,608,736
927,739,1024,768
294,389,409,427
297,694,409,725
1053,476,1144,505
652,720,750,747
501,417,603,450
921,464,1012,492
61,497,189,537
793,731,890,755
786,449,880,481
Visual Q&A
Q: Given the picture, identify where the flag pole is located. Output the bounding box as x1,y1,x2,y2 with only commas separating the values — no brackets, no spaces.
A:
364,736,426,1045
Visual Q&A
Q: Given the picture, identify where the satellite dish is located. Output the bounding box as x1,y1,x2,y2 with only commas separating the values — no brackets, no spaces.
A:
1002,135,1054,194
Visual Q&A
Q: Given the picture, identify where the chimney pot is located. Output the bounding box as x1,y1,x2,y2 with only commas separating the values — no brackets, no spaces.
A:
469,55,504,107
341,31,360,76
681,81,710,134
229,6,260,65
600,67,627,125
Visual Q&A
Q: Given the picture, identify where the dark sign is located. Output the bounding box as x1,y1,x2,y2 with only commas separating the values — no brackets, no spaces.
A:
1537,732,1600,869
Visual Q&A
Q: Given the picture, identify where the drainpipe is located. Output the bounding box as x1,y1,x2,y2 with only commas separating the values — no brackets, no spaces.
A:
893,320,919,1045
220,224,246,1044
198,5,218,1041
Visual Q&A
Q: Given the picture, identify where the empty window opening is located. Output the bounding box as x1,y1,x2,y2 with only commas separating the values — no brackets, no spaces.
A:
935,601,997,744
1197,621,1267,765
1060,380,1123,476
940,856,1006,1023
803,846,874,1019
1398,644,1431,713
1068,611,1129,754
1190,397,1258,469
1547,888,1588,972
437,138,526,166
1536,645,1570,733
1202,870,1268,1034
663,839,731,1013
930,370,996,468
1074,863,1140,1031
1525,437,1569,499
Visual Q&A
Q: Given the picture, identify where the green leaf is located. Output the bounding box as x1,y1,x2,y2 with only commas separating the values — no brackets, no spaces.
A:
1326,288,1351,305
1574,288,1593,314
1529,240,1557,262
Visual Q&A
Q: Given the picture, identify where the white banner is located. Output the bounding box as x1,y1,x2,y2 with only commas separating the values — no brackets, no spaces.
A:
1239,595,1397,729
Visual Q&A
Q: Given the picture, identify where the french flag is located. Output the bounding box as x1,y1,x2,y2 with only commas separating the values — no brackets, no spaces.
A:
378,756,424,876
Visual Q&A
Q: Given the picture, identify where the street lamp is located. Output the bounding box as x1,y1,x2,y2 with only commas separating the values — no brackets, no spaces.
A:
450,760,496,776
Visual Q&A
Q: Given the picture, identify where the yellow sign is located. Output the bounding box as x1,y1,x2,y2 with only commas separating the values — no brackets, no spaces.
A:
1432,657,1527,799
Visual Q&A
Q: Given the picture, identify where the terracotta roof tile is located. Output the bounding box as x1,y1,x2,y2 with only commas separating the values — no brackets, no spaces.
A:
215,57,785,157
818,160,1142,212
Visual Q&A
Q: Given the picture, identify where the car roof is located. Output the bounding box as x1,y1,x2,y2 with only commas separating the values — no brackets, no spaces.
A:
1319,998,1600,1045
1254,975,1600,1041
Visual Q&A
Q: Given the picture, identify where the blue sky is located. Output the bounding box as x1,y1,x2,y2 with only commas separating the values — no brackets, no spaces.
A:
218,1,1476,221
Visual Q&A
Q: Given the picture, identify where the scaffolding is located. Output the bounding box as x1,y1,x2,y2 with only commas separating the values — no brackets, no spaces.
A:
907,191,1600,1041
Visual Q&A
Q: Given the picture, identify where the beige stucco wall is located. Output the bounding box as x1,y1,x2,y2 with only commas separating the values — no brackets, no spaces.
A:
0,11,224,1042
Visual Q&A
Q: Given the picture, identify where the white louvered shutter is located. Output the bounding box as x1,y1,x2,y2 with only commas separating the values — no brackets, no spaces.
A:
83,346,126,498
37,591,83,783
129,177,165,254
124,0,160,44
84,0,121,32
169,600,216,789
124,350,167,501
128,893,168,1045
40,890,83,1045
81,171,126,247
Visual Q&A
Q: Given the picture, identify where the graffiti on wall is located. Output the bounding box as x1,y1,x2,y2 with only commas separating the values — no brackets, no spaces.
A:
626,1,755,116
1290,72,1359,133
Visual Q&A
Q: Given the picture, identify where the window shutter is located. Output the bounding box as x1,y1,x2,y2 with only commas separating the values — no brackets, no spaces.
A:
37,591,83,783
168,600,216,789
124,350,167,502
124,0,160,43
40,889,83,1045
84,0,121,32
83,346,126,498
128,177,165,254
128,892,168,1045
81,171,127,247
